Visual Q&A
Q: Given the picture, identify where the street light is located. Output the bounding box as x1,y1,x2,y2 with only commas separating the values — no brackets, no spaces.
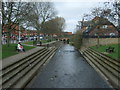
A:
18,24,21,42
95,33,100,48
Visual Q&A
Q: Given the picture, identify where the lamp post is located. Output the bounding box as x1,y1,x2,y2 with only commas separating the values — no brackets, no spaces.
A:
18,25,21,42
95,33,100,48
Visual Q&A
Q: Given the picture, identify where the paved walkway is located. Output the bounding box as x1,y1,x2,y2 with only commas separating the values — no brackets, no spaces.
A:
27,44,112,88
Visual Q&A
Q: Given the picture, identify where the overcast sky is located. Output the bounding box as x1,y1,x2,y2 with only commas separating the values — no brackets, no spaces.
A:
21,0,115,33
53,1,105,33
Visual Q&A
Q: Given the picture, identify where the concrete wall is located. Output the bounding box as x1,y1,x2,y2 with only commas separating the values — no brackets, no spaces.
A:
82,38,119,48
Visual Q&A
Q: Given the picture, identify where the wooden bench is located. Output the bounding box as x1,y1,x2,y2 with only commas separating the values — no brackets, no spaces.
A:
106,46,114,53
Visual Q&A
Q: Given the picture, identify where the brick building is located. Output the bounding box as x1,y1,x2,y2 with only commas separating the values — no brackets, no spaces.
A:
80,16,118,37
2,24,39,37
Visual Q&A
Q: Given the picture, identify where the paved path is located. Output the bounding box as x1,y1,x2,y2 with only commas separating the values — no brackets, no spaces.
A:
28,44,112,88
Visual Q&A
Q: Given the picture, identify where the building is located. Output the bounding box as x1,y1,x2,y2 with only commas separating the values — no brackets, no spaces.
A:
64,32,73,35
2,24,25,36
82,16,118,37
2,24,40,37
79,20,93,34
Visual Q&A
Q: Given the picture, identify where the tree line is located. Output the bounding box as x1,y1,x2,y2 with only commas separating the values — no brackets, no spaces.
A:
1,1,65,46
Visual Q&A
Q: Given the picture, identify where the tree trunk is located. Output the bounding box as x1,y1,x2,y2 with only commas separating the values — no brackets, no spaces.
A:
7,32,11,47
97,36,100,48
37,30,40,45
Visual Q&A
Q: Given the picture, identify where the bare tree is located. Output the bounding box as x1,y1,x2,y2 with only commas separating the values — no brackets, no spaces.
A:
0,1,2,45
100,1,120,28
81,7,104,21
83,3,112,21
113,1,120,31
26,2,57,42
2,1,33,46
91,7,103,17
0,1,1,19
83,14,93,21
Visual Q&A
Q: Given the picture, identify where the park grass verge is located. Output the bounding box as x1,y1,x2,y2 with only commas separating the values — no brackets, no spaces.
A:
90,44,120,60
23,40,54,45
2,44,35,59
23,41,33,45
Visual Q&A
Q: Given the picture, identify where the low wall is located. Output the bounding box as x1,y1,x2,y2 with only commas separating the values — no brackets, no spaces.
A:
37,41,63,48
82,38,119,48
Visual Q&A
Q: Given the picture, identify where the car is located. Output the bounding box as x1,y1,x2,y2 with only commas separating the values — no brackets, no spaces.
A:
29,37,34,41
109,33,115,36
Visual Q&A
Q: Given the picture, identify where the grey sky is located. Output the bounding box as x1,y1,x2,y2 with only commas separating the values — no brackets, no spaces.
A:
53,2,105,33
16,0,115,32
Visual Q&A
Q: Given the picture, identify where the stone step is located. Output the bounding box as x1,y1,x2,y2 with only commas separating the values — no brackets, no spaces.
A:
1,47,57,89
81,49,120,88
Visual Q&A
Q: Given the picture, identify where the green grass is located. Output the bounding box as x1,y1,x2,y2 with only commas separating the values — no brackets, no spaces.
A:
91,44,120,60
23,40,54,45
41,40,49,43
23,41,33,45
2,44,35,59
0,46,2,60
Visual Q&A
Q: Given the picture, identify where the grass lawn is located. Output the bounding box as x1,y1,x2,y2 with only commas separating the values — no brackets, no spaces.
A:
2,44,35,59
41,40,50,43
23,40,54,45
23,41,33,45
90,44,120,60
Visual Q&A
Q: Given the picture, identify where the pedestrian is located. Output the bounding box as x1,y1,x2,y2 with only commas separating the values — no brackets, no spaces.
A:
67,39,69,44
63,39,66,44
46,44,49,48
5,36,7,44
40,40,42,46
2,35,5,44
17,42,25,52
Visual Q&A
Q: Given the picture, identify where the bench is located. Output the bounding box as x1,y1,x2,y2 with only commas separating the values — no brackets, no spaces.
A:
106,46,114,53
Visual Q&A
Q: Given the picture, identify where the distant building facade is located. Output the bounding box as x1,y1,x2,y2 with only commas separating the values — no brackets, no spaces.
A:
79,16,118,37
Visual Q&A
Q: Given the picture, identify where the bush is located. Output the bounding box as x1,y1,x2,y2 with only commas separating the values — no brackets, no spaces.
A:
47,39,51,42
72,30,83,49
